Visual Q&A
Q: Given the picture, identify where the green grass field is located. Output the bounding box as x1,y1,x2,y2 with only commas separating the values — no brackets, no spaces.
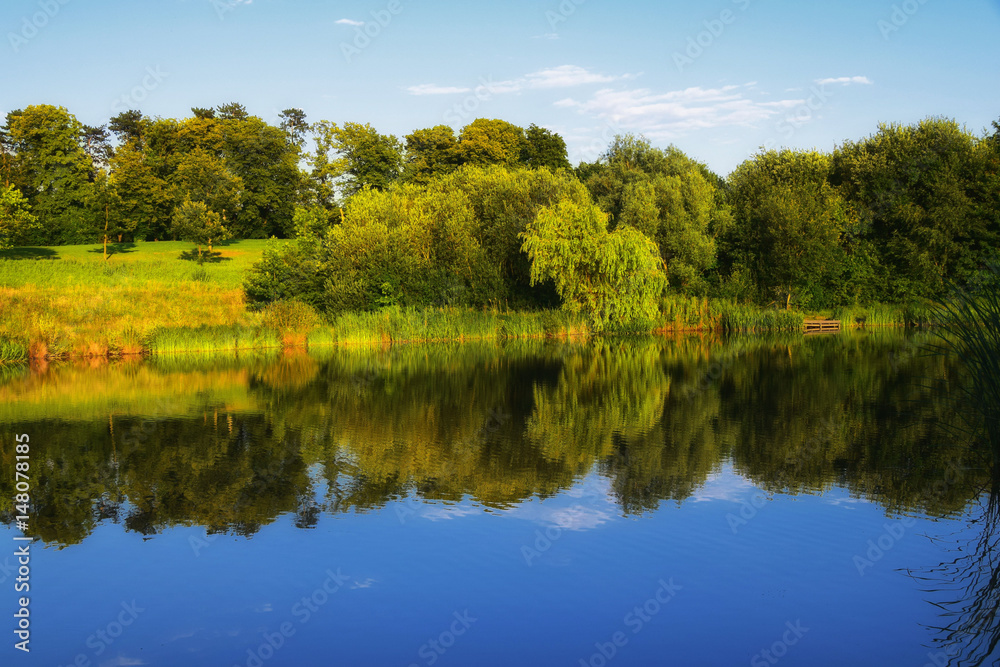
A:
0,239,269,289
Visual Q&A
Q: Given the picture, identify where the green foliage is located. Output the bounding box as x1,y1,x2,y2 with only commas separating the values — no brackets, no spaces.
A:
220,115,302,238
581,134,722,296
310,121,403,200
431,165,591,306
245,165,591,314
831,117,992,300
106,141,173,241
323,184,500,312
456,119,526,167
173,147,243,220
521,124,571,171
243,240,327,310
260,299,322,334
403,125,460,185
2,105,97,244
0,184,38,249
725,149,849,309
521,199,667,332
170,199,231,256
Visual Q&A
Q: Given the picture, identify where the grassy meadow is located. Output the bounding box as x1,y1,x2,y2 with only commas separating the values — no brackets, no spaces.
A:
0,239,922,362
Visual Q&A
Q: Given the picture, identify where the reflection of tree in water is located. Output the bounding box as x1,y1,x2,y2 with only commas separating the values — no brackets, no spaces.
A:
0,331,990,544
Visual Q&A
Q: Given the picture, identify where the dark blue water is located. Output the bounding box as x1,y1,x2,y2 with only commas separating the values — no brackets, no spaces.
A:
0,332,993,666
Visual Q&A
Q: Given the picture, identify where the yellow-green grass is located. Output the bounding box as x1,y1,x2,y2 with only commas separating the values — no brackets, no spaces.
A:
657,296,806,333
308,306,592,347
0,240,268,359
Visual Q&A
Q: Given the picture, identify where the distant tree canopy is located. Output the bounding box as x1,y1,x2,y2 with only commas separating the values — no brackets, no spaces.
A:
1,102,997,312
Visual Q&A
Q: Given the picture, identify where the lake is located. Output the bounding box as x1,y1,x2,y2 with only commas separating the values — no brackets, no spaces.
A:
1,330,995,666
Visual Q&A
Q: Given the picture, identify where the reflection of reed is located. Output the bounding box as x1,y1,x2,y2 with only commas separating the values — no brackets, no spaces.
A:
914,484,1000,667
918,264,1000,666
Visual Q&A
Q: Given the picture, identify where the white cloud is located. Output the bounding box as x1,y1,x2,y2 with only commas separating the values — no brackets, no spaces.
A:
557,83,809,139
545,505,612,531
524,65,619,89
815,76,873,86
533,32,560,40
405,84,472,96
405,65,626,97
336,18,364,26
421,504,481,521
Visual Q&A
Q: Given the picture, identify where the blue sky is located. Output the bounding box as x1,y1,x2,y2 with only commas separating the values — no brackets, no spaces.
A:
2,0,998,175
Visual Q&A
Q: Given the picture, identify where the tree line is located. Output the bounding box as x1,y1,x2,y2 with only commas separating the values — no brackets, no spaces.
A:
2,103,998,316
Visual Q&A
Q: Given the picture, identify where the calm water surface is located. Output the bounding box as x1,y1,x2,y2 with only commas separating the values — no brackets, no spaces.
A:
0,331,995,666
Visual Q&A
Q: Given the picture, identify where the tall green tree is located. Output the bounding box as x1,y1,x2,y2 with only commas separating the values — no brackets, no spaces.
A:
109,110,147,148
521,123,571,171
456,119,526,167
580,135,722,295
403,125,460,185
831,117,991,299
2,105,98,244
726,149,850,309
174,148,243,224
310,122,403,201
278,108,309,149
107,142,174,241
220,115,302,237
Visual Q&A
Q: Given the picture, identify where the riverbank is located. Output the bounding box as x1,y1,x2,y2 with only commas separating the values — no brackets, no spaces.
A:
0,241,932,363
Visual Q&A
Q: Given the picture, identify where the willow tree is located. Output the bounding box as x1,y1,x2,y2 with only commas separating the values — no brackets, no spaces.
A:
520,200,667,332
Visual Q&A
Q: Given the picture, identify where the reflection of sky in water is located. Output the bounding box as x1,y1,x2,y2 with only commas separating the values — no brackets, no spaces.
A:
9,481,981,667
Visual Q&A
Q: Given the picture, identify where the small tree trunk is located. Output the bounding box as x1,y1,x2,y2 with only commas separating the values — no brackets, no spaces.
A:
785,292,791,311
208,238,213,253
197,244,202,257
103,201,109,260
